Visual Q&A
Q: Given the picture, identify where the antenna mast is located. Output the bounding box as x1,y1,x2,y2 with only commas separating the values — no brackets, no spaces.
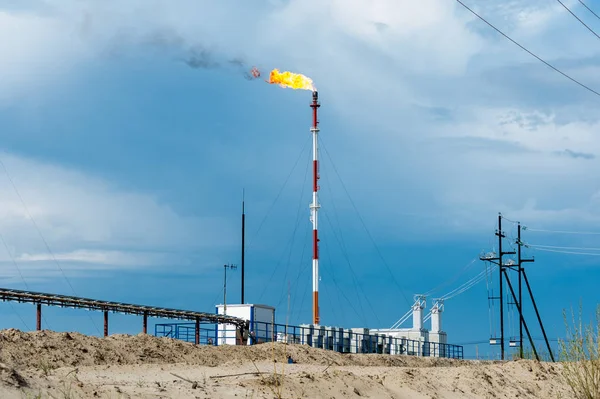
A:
241,189,245,304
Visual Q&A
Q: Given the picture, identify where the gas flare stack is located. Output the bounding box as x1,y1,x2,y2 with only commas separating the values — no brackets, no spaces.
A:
310,90,321,326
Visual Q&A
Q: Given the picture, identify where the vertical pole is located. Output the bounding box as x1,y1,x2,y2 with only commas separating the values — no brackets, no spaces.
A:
498,214,504,360
36,303,41,331
195,317,200,345
241,192,245,305
517,223,523,359
310,90,321,326
223,265,227,345
103,310,108,337
143,311,148,334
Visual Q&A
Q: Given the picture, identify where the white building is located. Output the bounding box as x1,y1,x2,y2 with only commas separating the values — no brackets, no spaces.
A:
215,303,275,345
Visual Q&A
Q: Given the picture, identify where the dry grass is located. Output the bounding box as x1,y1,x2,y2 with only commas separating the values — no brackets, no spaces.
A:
559,304,600,399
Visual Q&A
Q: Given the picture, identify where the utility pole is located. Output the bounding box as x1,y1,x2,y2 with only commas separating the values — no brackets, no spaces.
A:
497,214,504,360
518,222,523,359
482,215,554,362
222,263,237,345
480,213,515,360
516,222,534,358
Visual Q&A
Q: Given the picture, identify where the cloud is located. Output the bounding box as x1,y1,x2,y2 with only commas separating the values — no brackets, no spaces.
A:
0,9,87,103
2,0,600,242
0,152,235,280
17,249,173,266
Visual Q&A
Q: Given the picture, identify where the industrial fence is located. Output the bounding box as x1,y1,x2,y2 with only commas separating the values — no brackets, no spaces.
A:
154,321,464,359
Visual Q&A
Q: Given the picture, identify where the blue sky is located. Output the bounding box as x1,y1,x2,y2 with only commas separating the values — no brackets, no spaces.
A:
1,0,600,359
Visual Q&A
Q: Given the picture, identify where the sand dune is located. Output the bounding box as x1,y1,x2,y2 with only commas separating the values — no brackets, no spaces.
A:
0,329,574,398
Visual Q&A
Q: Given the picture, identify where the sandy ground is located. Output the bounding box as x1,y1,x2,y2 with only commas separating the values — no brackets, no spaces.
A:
0,329,574,398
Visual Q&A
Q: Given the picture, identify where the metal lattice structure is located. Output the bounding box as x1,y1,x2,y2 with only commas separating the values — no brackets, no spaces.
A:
0,287,245,327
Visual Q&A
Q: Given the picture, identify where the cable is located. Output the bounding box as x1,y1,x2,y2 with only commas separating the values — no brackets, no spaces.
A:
0,157,101,335
455,339,491,346
0,233,52,330
390,308,413,329
317,162,371,324
256,144,312,304
246,135,311,250
296,269,310,324
423,310,433,324
523,226,600,235
528,244,600,251
321,212,368,321
529,246,600,256
423,259,478,297
319,137,411,307
318,155,369,325
320,272,338,326
256,228,300,303
322,240,352,327
0,233,30,290
320,157,350,265
578,0,600,21
387,259,489,329
440,266,496,300
556,0,600,40
500,215,519,224
289,227,310,322
454,0,600,98
322,211,379,325
0,159,78,295
276,149,312,308
8,303,30,331
210,283,225,307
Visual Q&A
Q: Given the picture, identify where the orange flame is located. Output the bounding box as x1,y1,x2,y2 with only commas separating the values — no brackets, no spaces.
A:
268,68,315,91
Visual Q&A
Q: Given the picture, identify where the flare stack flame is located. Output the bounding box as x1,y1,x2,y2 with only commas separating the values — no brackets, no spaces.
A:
268,69,315,91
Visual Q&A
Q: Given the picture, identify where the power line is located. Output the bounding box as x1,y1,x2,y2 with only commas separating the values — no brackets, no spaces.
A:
454,0,600,98
523,226,600,235
557,0,600,39
500,215,519,224
578,0,600,21
529,246,600,256
441,265,497,301
423,258,478,297
527,243,600,251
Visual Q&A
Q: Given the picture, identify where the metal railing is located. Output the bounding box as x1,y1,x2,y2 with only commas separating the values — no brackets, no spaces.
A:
154,323,217,345
154,321,463,359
